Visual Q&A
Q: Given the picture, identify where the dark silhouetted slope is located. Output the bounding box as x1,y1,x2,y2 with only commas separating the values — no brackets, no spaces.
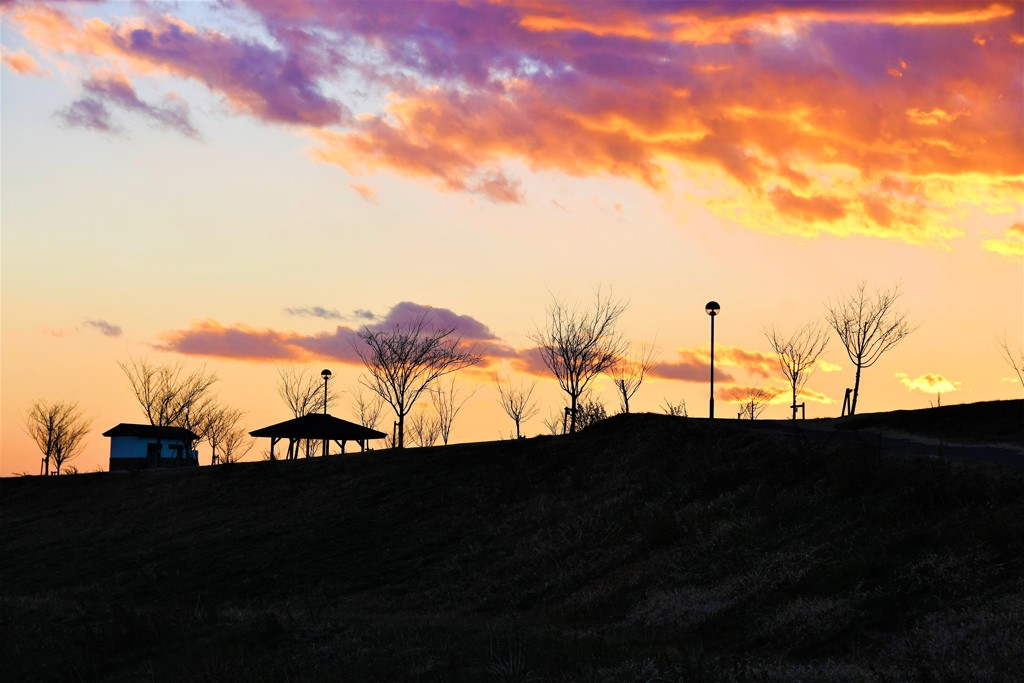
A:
2,401,1022,681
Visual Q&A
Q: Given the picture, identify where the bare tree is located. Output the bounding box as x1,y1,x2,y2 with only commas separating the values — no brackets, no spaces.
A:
408,408,441,447
220,424,254,464
997,333,1024,392
348,388,387,448
206,405,246,465
276,364,342,458
430,377,477,445
541,409,564,435
495,375,540,439
824,282,915,415
728,386,782,420
575,396,608,430
120,358,219,428
25,400,92,475
356,315,483,448
660,398,688,417
277,364,339,416
764,322,830,419
119,358,218,461
609,340,657,414
529,288,628,433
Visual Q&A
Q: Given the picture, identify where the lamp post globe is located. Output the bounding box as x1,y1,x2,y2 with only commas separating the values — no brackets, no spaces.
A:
705,302,720,419
320,369,332,415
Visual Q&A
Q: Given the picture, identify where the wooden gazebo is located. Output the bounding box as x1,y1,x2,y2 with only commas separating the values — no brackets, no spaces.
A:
249,413,387,459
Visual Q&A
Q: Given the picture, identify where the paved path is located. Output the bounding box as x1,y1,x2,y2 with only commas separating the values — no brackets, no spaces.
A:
730,419,1024,470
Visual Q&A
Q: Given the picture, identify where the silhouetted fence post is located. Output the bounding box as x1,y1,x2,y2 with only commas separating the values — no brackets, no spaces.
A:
841,388,852,416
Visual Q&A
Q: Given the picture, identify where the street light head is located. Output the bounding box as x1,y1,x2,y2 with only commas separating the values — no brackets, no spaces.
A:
705,301,720,316
321,369,332,380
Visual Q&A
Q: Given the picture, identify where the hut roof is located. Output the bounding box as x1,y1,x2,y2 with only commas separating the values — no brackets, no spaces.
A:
102,423,200,441
249,413,387,441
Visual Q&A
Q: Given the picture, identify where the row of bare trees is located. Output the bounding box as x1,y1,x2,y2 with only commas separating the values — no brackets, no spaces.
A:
21,281,1021,472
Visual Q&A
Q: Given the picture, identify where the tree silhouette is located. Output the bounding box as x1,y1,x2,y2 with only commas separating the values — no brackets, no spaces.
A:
530,288,628,433
764,322,830,419
206,405,246,465
276,364,340,457
119,358,218,461
495,375,540,439
348,388,387,441
356,315,482,448
120,358,219,428
407,408,441,447
430,377,476,445
25,400,92,475
825,282,915,415
219,423,254,464
728,386,782,420
660,398,688,417
574,395,608,430
609,340,657,414
997,333,1024,393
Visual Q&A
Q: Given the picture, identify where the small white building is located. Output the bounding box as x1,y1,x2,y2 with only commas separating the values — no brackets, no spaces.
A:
103,423,200,471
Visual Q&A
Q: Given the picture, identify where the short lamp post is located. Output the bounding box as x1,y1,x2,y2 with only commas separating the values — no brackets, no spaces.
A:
705,301,720,419
321,369,332,456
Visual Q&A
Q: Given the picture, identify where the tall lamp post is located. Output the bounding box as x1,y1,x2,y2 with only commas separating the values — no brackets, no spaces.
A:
705,301,720,419
321,369,332,456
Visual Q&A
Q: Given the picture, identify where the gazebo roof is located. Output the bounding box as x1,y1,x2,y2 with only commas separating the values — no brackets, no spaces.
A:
249,413,387,441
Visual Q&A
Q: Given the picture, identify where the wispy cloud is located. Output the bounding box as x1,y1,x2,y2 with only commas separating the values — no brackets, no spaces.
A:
58,72,198,137
349,183,378,203
83,319,123,337
284,306,343,320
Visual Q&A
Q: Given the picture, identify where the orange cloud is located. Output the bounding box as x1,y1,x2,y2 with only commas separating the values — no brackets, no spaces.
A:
652,345,777,383
2,48,46,76
769,187,847,223
349,183,378,203
157,320,308,362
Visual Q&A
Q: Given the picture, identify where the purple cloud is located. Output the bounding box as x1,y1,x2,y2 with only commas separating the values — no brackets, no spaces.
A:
114,16,350,126
58,97,118,133
155,301,519,364
59,72,198,137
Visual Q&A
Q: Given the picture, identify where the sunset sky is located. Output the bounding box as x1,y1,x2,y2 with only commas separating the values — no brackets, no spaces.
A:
2,0,1022,476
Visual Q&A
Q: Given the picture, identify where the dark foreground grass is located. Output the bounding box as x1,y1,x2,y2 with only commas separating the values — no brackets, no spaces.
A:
2,402,1023,681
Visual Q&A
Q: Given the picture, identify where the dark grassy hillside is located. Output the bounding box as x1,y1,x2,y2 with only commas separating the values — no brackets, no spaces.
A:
3,403,1023,681
832,399,1024,445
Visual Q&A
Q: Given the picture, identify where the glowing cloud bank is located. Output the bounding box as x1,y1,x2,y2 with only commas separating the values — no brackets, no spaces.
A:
5,1,1021,246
